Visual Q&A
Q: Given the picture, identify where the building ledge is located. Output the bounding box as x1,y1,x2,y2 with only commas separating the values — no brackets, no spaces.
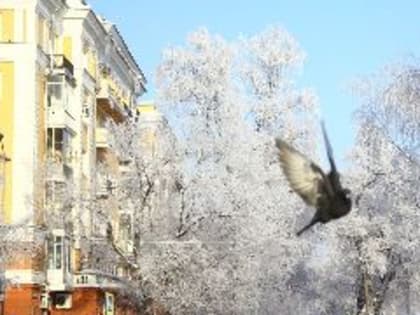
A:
4,270,45,285
73,269,133,290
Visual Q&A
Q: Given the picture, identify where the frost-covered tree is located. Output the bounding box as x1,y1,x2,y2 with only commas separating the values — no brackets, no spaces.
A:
101,115,180,246
306,60,420,315
349,61,420,314
136,26,321,314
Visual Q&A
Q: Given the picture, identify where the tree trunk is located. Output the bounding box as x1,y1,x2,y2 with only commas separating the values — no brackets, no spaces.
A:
354,236,399,315
355,264,397,315
356,269,374,315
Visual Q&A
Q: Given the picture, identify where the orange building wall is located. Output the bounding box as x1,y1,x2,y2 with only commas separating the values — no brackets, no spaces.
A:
3,286,146,315
51,288,102,315
4,284,43,315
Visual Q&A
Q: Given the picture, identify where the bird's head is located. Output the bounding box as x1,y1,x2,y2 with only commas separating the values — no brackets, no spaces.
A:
343,188,351,198
342,188,352,208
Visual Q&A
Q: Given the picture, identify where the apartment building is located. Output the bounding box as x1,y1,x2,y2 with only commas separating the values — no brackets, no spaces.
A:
0,0,147,314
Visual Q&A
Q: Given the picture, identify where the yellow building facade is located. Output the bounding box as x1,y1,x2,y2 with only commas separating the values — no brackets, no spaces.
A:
0,0,147,314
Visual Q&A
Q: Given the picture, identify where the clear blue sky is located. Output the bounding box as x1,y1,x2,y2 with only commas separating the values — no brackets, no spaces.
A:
89,0,420,164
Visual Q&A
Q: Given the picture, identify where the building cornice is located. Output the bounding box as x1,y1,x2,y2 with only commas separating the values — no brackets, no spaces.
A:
83,10,108,47
36,0,68,18
108,25,146,81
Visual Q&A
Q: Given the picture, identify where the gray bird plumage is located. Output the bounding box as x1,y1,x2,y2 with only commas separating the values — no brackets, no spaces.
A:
275,122,352,236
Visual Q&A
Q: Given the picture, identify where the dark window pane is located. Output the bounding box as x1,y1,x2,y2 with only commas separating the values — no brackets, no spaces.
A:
47,238,54,269
47,128,52,150
55,129,63,142
56,243,62,269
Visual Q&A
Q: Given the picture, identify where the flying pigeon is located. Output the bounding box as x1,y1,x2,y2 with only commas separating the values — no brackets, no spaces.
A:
275,122,352,236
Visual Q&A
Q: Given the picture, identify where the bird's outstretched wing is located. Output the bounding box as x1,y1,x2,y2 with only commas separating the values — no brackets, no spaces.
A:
321,121,336,173
275,138,330,207
321,121,342,189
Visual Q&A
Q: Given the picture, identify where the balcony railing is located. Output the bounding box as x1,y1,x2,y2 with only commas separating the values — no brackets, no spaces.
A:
97,80,117,103
96,79,129,122
47,105,77,133
46,152,73,182
73,270,126,289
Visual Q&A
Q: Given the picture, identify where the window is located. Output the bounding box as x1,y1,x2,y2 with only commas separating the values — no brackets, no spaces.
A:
0,9,14,42
47,128,73,163
118,213,132,242
47,234,71,272
0,9,26,43
47,128,64,161
63,36,72,61
47,84,63,106
104,292,114,315
66,242,71,272
47,75,68,110
48,235,63,269
82,125,88,153
87,50,97,78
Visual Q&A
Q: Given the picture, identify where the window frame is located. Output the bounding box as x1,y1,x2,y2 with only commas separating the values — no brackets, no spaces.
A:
47,233,71,272
46,127,71,163
48,235,63,270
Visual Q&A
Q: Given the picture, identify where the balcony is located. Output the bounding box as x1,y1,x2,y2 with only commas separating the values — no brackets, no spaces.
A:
47,107,77,134
74,270,125,290
96,79,128,123
73,237,134,289
51,54,75,84
47,263,73,292
46,230,72,291
46,153,73,183
95,127,109,148
47,77,77,133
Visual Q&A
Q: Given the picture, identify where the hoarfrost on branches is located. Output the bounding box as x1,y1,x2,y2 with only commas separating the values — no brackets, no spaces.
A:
145,26,325,314
143,30,420,314
325,59,420,314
